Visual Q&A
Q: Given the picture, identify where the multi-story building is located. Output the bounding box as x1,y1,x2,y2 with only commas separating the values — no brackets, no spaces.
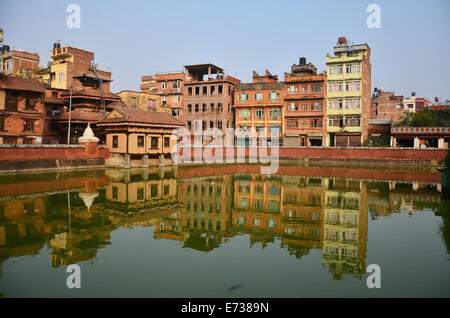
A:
0,45,39,75
370,88,404,123
283,58,327,146
140,72,185,119
325,37,371,147
0,75,45,144
117,90,169,113
45,43,121,143
234,70,283,146
402,93,418,113
183,64,240,144
140,75,157,93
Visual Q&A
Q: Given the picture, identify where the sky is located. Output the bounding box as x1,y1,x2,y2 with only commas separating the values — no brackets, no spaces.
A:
1,0,449,101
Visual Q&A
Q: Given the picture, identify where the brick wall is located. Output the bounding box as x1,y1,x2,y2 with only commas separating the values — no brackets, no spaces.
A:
176,146,447,164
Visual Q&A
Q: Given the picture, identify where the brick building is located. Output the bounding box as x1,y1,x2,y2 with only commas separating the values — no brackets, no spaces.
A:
370,89,404,123
0,75,45,144
0,46,40,75
325,37,371,147
284,58,327,146
234,70,283,146
140,75,157,93
117,90,169,113
183,64,240,143
415,97,431,112
44,44,121,144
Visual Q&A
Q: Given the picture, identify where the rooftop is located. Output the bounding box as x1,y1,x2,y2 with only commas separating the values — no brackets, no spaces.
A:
99,107,185,127
0,74,45,93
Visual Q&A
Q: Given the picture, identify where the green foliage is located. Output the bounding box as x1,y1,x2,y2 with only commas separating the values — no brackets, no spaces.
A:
363,136,390,147
395,109,450,127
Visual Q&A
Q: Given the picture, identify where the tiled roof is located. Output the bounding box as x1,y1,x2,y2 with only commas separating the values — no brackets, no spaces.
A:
99,107,185,127
61,88,120,100
57,110,107,122
0,75,45,93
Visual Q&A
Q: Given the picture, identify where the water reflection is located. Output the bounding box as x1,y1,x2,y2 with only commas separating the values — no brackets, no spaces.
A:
0,166,446,282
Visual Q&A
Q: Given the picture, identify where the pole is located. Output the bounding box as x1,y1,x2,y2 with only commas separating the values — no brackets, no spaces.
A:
67,87,72,144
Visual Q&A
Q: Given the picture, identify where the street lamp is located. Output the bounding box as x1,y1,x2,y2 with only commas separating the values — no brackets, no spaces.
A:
67,86,73,144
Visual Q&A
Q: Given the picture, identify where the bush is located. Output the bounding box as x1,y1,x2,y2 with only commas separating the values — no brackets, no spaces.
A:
363,136,390,147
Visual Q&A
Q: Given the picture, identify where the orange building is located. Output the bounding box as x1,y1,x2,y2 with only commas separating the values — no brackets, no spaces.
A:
284,58,327,146
141,72,185,120
233,70,283,146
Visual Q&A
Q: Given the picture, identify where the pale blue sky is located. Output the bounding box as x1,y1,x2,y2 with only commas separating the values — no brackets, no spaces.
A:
1,0,449,100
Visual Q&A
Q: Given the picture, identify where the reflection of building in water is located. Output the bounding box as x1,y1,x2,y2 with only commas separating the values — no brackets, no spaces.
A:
322,178,368,280
280,176,324,258
172,175,234,252
232,174,325,257
104,167,178,213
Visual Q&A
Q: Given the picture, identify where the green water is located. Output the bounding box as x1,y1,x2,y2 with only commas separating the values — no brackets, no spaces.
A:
0,166,449,298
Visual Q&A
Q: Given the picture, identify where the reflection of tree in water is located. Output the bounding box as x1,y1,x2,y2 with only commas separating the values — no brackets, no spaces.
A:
436,199,450,255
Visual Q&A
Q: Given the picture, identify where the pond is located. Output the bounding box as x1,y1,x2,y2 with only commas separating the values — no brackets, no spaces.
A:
0,165,449,297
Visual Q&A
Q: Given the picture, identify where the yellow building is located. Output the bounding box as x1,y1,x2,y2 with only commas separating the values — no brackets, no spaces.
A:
117,90,170,113
326,37,371,147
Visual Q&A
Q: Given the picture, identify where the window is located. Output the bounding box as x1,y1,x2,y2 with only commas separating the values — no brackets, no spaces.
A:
311,119,322,127
255,92,263,101
255,109,264,120
311,84,322,92
239,109,251,120
217,121,222,130
137,136,144,147
23,119,34,132
151,137,159,149
172,109,180,116
161,81,167,89
131,97,137,107
187,121,192,130
25,98,36,110
188,87,192,96
202,104,207,112
268,91,281,101
0,117,5,131
302,86,307,93
255,125,265,133
164,137,170,148
346,64,360,74
151,184,158,197
329,116,343,127
195,87,200,95
58,72,65,83
173,80,180,88
345,81,360,92
195,104,199,113
210,103,215,113
269,125,281,133
302,103,308,111
161,96,167,105
112,186,118,199
187,104,192,113
210,121,214,128
202,121,206,130
312,102,322,111
328,64,343,75
5,94,18,111
210,86,215,95
287,102,298,111
329,100,343,109
345,99,360,109
287,85,298,94
345,116,360,127
218,85,223,94
287,120,298,128
203,86,207,95
217,103,223,113
238,92,249,102
269,109,281,120
112,136,118,148
328,82,343,92
171,95,180,103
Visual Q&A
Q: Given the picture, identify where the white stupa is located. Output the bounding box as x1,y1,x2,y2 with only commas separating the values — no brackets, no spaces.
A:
78,123,100,143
